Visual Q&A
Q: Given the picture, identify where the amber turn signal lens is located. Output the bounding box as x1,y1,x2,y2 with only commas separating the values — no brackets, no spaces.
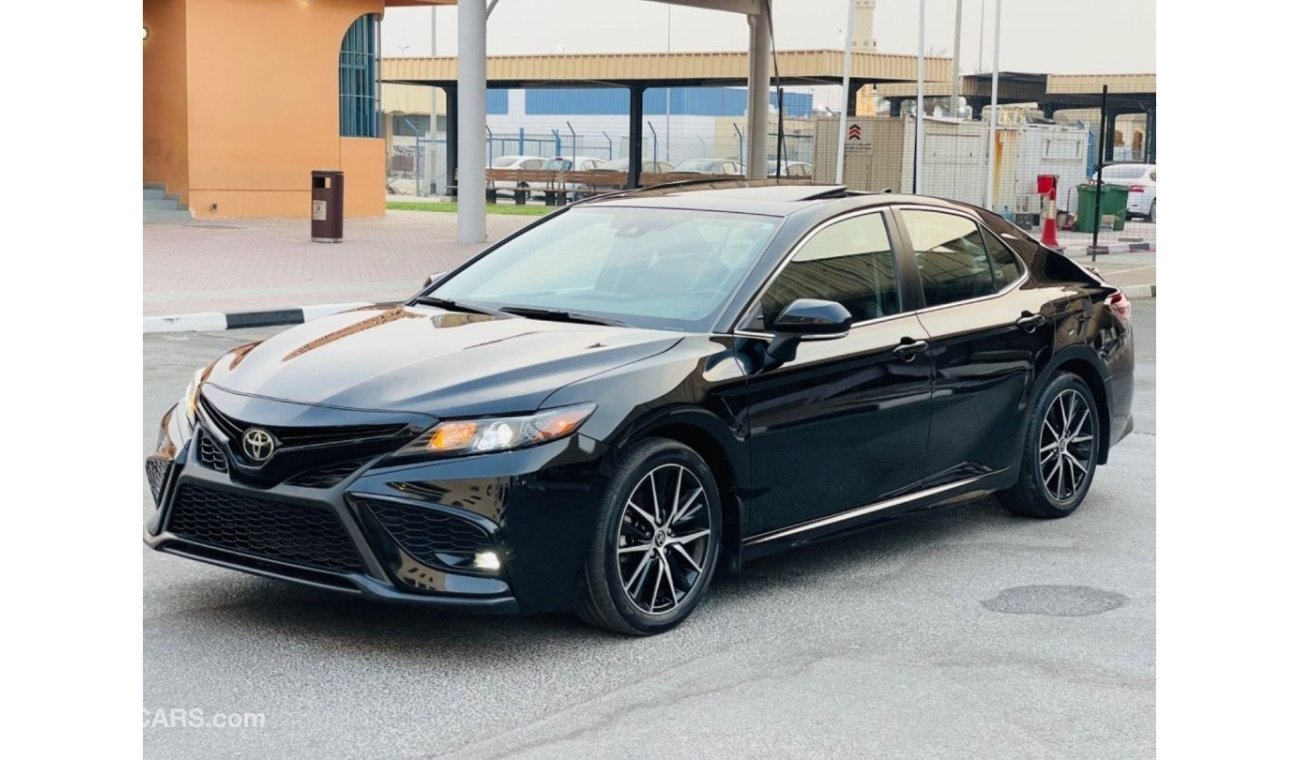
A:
428,420,478,451
536,410,588,440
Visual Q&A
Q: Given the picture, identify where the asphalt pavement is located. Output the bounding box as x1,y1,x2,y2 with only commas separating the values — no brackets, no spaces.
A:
143,301,1156,759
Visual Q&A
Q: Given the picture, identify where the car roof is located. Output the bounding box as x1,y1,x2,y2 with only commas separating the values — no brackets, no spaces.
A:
579,181,965,218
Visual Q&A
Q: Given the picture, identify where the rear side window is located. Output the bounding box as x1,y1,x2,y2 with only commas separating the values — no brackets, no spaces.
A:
901,210,998,307
757,212,901,328
981,228,1025,288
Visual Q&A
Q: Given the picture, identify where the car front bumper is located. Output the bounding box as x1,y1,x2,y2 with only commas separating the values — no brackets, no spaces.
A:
144,406,608,614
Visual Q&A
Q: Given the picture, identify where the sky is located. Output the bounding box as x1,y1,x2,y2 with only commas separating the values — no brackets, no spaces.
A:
380,0,1155,75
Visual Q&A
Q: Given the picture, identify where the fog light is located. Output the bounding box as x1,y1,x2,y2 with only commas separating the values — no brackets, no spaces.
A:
473,551,501,572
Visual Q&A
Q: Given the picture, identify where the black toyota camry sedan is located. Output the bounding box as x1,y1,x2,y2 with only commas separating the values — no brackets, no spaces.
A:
145,182,1134,635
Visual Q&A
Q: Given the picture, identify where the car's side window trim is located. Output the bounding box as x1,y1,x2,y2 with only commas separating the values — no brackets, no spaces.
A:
891,204,1030,315
729,208,907,335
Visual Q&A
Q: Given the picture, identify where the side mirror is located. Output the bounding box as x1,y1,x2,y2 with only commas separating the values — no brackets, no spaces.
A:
765,298,853,366
422,271,447,290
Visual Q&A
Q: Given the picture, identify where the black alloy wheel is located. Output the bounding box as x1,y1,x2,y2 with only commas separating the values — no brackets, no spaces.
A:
998,373,1101,518
580,438,722,635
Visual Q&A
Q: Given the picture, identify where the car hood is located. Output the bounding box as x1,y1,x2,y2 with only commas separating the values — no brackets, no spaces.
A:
205,305,682,416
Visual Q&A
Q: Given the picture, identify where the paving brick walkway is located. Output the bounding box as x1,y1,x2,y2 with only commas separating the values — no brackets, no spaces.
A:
143,211,534,315
144,209,1155,317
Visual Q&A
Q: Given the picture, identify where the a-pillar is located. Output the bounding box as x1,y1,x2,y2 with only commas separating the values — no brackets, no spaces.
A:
744,8,771,179
456,0,486,243
627,84,645,189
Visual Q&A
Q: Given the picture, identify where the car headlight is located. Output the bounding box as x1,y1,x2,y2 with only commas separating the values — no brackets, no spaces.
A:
181,368,204,424
396,403,596,458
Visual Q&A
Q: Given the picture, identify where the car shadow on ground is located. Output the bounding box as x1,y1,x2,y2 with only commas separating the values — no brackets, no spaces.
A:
164,495,1023,656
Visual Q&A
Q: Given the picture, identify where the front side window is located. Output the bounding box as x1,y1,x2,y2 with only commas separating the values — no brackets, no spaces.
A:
339,15,380,137
432,207,778,332
756,213,901,329
901,210,999,307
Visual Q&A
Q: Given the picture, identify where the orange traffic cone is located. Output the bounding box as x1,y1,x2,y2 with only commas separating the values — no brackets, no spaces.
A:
1041,190,1061,249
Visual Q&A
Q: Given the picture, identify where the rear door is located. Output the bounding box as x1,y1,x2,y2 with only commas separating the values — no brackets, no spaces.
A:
740,210,933,536
893,207,1056,486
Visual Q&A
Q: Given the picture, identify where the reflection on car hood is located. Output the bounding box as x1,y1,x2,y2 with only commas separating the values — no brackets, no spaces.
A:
205,305,682,416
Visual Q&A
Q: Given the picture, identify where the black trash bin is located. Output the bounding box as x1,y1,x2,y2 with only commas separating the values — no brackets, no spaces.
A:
311,170,344,243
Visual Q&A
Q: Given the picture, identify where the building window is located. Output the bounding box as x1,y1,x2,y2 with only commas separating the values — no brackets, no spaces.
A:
340,15,379,137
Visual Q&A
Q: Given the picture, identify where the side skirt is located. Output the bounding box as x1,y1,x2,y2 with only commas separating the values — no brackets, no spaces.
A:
739,470,1008,563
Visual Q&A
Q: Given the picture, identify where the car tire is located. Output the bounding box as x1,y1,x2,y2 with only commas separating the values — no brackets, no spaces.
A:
1149,198,1156,222
997,373,1101,519
578,438,723,635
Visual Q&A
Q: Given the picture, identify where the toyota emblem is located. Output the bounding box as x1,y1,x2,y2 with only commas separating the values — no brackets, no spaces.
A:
241,428,276,462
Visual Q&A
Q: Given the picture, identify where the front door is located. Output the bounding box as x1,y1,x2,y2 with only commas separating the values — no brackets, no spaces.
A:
740,210,933,537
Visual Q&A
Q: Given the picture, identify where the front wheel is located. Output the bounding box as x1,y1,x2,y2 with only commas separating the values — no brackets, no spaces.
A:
579,438,722,635
997,373,1101,518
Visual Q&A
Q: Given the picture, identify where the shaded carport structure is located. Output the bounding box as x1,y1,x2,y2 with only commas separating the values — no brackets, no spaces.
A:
382,50,947,187
382,0,948,242
876,72,1156,163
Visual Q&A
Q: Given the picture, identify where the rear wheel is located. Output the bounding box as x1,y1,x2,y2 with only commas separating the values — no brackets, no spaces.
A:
579,438,722,635
1149,198,1157,222
997,373,1101,518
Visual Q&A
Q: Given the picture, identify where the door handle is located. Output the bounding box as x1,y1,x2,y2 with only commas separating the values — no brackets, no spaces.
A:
1016,312,1048,332
892,339,929,363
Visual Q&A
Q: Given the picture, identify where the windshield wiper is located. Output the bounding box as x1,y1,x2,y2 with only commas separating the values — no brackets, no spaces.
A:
413,296,501,316
498,305,628,327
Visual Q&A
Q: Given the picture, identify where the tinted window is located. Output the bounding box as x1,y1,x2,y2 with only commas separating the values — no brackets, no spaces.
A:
758,213,900,328
901,210,998,307
981,228,1025,287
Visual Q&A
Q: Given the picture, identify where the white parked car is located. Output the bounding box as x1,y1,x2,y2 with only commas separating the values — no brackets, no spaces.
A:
674,158,743,176
1093,163,1157,221
535,156,607,198
487,155,546,198
767,160,813,178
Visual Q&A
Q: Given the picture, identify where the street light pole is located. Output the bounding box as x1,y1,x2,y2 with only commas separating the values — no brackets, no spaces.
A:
836,0,854,185
984,0,1001,209
914,0,925,194
951,0,963,117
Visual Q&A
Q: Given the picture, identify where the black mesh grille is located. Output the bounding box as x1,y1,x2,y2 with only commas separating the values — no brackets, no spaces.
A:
286,459,369,489
167,484,365,573
363,499,494,569
196,430,228,473
145,457,170,505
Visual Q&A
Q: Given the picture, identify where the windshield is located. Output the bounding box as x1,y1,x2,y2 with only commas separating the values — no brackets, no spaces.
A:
1100,164,1150,181
430,206,780,332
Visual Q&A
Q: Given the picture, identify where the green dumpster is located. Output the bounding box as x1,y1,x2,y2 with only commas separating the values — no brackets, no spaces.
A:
1075,183,1129,233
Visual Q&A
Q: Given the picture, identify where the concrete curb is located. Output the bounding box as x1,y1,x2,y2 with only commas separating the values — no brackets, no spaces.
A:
1121,283,1157,300
144,302,372,334
1058,242,1154,255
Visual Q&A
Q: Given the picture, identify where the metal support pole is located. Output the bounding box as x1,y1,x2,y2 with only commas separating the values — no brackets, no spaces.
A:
456,1,486,243
775,87,785,177
984,0,1001,208
444,85,458,199
627,85,645,189
429,4,437,56
836,0,855,184
1091,85,1108,263
952,0,963,117
745,8,772,178
914,0,926,194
